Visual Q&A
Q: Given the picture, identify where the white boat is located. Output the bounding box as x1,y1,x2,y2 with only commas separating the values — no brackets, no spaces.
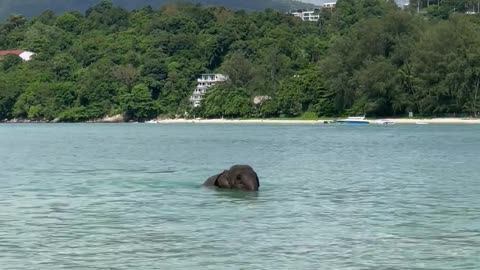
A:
335,116,370,125
415,121,429,125
374,119,395,125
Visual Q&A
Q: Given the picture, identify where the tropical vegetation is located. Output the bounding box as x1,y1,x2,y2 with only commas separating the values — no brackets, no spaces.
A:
0,0,315,20
1,0,480,122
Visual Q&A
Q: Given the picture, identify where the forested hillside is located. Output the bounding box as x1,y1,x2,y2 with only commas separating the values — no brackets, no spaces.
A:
0,0,316,20
1,0,480,122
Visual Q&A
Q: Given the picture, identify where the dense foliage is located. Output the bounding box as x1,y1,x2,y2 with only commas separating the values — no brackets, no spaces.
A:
1,0,480,121
0,0,315,20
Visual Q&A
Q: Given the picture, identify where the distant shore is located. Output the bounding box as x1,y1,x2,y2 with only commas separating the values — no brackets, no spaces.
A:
146,118,329,124
145,117,480,125
2,117,480,125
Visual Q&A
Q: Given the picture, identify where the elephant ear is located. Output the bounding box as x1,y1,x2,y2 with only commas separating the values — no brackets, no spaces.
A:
214,170,230,188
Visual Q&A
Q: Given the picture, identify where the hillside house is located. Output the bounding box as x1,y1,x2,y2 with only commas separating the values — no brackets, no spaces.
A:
290,9,321,22
189,74,228,107
322,2,336,9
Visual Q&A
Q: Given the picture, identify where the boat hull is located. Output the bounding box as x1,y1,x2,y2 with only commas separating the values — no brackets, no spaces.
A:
336,120,370,125
374,120,395,125
334,116,370,125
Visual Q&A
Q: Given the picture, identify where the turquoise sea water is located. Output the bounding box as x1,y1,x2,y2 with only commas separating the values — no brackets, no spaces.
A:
0,123,479,269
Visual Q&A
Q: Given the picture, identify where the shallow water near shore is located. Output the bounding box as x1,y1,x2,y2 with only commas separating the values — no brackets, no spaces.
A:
1,123,480,269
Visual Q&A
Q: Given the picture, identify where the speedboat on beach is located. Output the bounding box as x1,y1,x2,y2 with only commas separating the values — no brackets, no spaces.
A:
334,116,370,125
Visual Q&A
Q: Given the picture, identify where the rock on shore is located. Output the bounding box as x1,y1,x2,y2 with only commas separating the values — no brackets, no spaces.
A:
2,114,125,123
97,114,125,123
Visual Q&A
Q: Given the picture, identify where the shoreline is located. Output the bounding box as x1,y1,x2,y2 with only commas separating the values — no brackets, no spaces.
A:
144,117,480,125
2,117,480,125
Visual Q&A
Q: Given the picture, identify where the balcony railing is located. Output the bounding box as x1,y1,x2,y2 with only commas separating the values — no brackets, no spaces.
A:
190,95,203,101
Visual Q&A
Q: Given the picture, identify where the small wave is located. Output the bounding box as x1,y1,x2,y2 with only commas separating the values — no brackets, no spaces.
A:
33,168,177,175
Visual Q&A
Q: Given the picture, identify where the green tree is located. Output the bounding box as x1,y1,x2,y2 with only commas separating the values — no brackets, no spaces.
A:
277,67,332,117
2,1,480,122
120,84,159,120
1,55,22,71
202,85,253,118
55,13,82,33
13,82,75,120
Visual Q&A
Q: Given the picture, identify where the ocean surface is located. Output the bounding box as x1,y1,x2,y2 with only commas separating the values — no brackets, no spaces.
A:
0,123,479,269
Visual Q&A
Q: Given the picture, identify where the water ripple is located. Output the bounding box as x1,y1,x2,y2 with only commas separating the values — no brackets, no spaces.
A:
1,124,480,269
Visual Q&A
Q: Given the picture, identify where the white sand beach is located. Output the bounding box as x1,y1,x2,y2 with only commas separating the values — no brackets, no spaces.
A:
146,118,327,124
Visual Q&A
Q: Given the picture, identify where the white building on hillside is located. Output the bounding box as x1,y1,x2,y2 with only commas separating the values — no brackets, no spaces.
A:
190,74,228,107
290,9,321,22
322,2,336,10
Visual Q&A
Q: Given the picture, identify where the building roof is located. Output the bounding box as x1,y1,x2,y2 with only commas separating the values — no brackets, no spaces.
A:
0,50,24,56
0,50,35,61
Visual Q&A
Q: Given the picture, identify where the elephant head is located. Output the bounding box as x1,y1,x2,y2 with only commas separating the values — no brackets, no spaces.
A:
203,165,260,191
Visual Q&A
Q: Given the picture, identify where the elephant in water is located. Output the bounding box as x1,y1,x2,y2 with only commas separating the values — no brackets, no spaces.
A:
203,165,260,191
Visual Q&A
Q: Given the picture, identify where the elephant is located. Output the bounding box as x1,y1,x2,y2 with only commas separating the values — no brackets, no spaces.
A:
203,165,260,191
